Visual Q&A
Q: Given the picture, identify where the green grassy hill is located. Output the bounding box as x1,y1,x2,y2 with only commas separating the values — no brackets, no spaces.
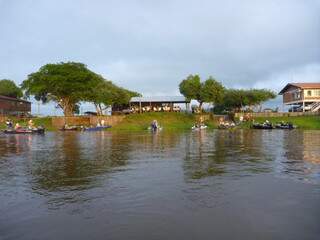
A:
111,112,216,131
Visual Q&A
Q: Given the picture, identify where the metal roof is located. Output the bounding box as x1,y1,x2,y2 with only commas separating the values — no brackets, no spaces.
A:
130,96,190,103
0,95,31,103
279,83,320,94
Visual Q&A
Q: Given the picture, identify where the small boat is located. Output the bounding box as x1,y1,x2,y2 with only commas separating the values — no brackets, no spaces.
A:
251,122,273,129
3,127,45,134
275,122,296,129
83,126,111,131
148,126,162,131
218,122,236,129
60,126,79,131
192,125,207,130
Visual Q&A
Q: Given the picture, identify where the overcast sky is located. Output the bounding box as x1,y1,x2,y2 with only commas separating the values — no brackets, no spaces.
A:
0,0,319,114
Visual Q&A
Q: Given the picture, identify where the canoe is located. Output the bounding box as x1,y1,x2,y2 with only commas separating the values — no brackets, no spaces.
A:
60,126,79,131
83,126,111,131
3,128,45,134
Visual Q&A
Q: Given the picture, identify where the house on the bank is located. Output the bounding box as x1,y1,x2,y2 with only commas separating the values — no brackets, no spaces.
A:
279,83,320,112
0,95,31,116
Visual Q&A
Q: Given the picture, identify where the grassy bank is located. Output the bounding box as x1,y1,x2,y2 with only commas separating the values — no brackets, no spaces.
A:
237,115,320,130
111,112,216,131
0,117,54,131
0,114,318,132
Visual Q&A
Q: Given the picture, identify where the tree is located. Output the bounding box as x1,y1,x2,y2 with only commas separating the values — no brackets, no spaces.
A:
21,62,103,116
179,74,201,102
215,88,276,113
0,79,23,98
179,74,224,110
200,77,225,108
85,78,141,115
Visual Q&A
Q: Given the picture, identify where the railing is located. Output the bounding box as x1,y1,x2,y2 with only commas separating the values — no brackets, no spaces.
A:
234,111,320,118
310,102,320,112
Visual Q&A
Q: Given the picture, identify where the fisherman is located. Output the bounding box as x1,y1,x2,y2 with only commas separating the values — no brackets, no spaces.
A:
100,119,105,126
28,119,35,130
151,120,158,130
5,119,13,129
14,123,21,130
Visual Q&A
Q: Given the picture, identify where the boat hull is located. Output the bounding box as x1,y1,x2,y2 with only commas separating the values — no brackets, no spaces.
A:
3,128,45,134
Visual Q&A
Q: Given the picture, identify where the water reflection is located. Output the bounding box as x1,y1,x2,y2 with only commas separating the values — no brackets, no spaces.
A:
0,130,320,204
183,130,275,180
276,130,320,183
1,130,320,240
32,132,134,185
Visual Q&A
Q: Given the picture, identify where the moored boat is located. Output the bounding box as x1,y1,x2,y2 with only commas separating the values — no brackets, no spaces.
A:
192,125,207,130
251,122,273,129
83,126,111,131
60,126,80,131
275,122,296,129
218,122,236,129
3,127,45,134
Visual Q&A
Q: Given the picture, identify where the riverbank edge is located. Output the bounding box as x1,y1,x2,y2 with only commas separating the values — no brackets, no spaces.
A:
0,113,319,131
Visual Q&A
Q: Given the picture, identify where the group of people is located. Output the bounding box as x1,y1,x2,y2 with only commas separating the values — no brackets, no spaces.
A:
63,119,107,130
131,105,181,113
96,119,106,127
5,119,36,130
218,118,236,128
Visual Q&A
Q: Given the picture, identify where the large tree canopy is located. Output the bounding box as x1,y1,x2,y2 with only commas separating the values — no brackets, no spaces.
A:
215,88,276,112
85,79,140,115
21,62,103,116
179,74,224,109
0,79,23,98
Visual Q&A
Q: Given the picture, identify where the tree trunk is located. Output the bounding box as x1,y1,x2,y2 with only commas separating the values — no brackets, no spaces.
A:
199,101,203,112
60,98,75,116
63,104,74,116
94,103,103,116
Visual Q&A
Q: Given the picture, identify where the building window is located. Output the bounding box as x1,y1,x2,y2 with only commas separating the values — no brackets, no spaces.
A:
307,90,312,97
293,92,300,99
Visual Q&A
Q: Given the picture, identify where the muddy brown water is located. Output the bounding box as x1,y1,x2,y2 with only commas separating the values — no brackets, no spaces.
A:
0,130,319,240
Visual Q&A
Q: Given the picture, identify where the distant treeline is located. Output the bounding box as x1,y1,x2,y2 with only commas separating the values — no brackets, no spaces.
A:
179,74,276,113
0,63,276,116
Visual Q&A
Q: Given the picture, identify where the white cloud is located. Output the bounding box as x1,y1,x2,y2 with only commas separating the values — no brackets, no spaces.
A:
0,0,319,114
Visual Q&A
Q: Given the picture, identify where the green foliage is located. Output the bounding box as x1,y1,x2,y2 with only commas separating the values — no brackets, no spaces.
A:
21,62,103,116
0,79,23,98
179,74,201,101
85,79,141,115
215,89,276,112
200,77,224,105
179,75,224,109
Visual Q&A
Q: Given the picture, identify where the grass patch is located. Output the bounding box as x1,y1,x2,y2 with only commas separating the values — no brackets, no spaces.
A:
0,117,54,131
111,112,217,131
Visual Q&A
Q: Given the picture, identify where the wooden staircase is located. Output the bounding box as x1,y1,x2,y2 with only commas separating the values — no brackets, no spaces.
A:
310,102,320,112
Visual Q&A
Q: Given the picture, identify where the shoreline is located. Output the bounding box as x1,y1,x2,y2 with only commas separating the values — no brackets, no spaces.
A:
0,113,319,131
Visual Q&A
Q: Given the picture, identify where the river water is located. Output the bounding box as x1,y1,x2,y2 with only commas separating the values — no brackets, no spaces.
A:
0,130,319,240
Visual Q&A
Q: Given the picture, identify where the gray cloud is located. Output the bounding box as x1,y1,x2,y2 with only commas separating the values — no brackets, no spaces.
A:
0,0,319,114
